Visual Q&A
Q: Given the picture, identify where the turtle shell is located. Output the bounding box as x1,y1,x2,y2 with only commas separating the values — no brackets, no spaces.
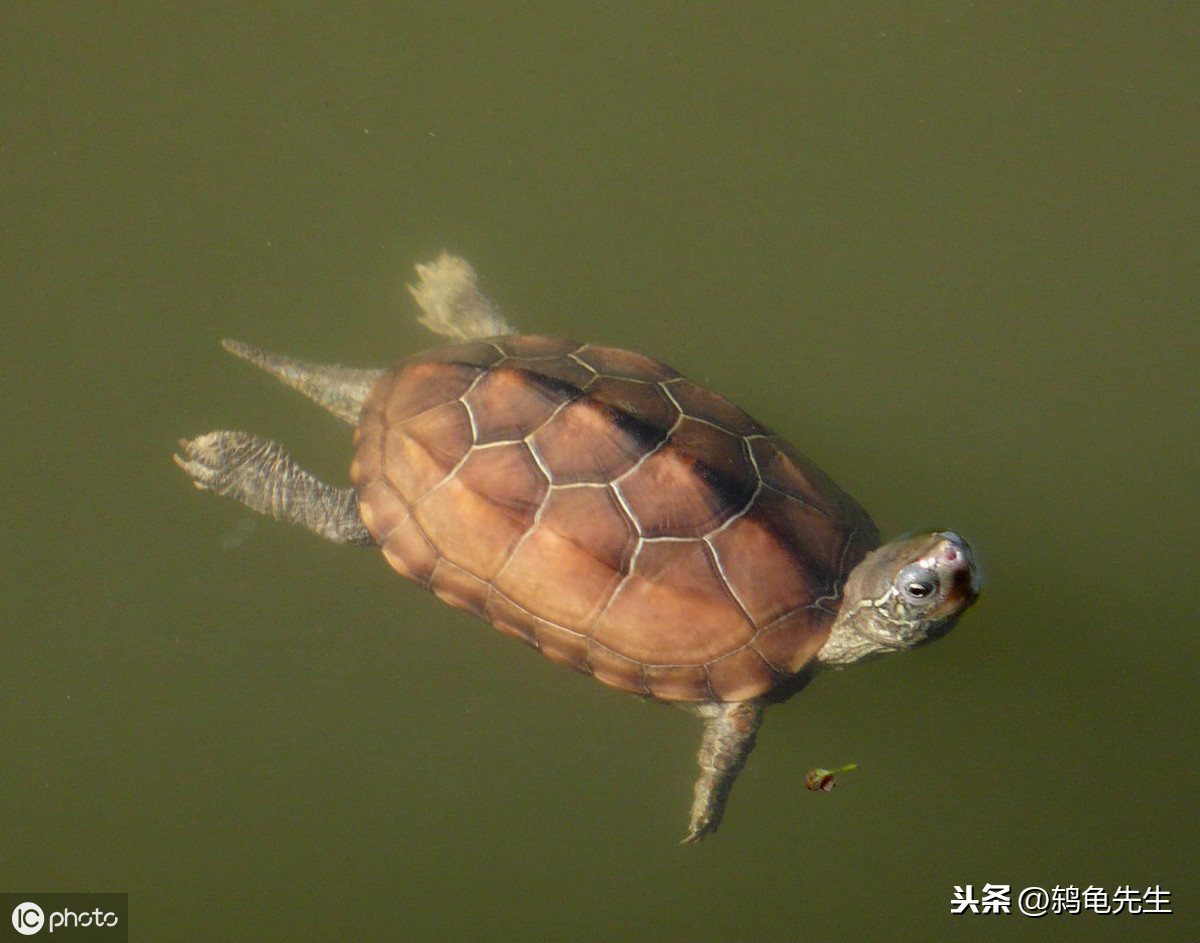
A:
349,334,880,703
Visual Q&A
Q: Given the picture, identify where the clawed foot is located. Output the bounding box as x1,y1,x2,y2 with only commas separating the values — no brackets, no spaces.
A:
680,815,719,845
175,430,371,545
174,431,264,496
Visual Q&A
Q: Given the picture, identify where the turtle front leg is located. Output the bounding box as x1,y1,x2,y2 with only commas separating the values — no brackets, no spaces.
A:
175,431,374,546
682,700,764,844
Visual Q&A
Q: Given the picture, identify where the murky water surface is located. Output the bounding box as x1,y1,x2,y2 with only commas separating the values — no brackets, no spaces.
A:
2,6,1194,941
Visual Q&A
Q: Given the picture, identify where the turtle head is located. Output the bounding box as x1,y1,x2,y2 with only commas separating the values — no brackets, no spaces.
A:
817,531,980,666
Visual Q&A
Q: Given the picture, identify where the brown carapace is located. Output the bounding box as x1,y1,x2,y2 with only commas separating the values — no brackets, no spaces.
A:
351,334,880,704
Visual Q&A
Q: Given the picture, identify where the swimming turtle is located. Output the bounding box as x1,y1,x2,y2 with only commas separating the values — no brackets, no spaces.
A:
175,253,980,842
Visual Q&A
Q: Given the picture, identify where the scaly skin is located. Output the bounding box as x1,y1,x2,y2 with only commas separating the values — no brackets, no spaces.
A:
175,431,373,546
684,702,764,843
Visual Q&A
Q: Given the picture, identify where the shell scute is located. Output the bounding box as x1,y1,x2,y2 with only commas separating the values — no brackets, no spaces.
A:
706,506,824,627
419,340,506,369
350,412,384,484
584,375,681,432
407,442,546,582
617,417,755,539
429,559,490,618
642,663,711,701
529,397,661,484
706,647,782,702
465,366,575,444
453,442,548,529
752,436,854,518
379,360,480,425
589,539,754,665
666,378,767,436
484,592,538,648
533,619,591,672
575,344,680,382
505,355,595,391
411,476,524,581
586,643,649,694
751,610,830,676
379,513,439,586
383,401,472,505
751,488,869,594
493,486,631,628
495,334,583,359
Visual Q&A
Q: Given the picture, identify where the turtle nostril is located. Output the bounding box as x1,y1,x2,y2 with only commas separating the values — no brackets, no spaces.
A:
934,532,974,570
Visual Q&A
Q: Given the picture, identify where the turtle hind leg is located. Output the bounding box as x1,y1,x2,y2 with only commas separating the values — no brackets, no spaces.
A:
407,252,515,339
682,701,764,844
175,431,374,546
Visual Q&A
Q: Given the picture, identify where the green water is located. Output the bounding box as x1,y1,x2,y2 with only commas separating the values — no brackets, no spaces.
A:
2,5,1195,942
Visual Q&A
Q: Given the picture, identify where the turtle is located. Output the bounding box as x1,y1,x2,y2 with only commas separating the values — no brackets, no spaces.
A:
175,253,980,843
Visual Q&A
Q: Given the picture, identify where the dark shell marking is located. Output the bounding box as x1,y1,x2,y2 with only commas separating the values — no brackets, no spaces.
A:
350,335,880,703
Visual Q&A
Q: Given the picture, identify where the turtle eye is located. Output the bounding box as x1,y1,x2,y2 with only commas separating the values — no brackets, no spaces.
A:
906,580,935,598
896,564,939,605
